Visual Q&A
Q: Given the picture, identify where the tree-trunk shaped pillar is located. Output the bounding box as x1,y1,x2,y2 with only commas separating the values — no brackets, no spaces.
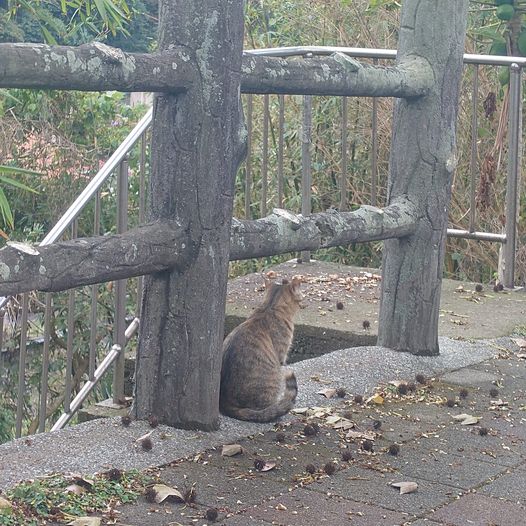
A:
378,0,469,355
133,0,246,430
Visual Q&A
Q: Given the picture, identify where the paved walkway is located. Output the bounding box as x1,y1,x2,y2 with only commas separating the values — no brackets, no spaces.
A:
2,336,524,525
2,261,526,525
104,339,526,525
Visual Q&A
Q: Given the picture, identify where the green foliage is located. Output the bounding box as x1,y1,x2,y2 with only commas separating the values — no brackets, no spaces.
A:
489,40,507,54
0,88,146,237
0,0,156,49
0,166,40,230
496,4,515,20
0,470,151,524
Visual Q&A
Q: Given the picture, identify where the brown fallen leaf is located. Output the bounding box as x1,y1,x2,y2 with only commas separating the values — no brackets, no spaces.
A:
366,393,384,405
325,415,341,425
151,483,184,503
222,444,243,457
391,481,418,495
65,484,86,495
333,418,354,430
317,388,337,399
346,430,375,441
67,518,102,526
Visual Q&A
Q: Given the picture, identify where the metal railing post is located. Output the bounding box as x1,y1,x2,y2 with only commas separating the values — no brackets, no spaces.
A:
469,65,479,233
261,94,269,217
277,95,285,208
503,63,522,288
340,96,348,211
301,94,313,262
88,198,100,382
113,159,129,404
245,94,253,219
137,131,148,316
15,293,29,438
38,293,53,432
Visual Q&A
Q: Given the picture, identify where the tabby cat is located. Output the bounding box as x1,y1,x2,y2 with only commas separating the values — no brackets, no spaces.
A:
219,276,302,422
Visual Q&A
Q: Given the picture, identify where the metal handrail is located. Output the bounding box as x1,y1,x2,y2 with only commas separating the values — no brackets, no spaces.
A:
51,317,140,431
0,107,153,312
245,45,526,66
40,107,153,245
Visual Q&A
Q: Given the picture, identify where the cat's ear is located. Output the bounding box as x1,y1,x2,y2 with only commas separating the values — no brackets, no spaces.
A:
264,270,278,289
291,276,302,289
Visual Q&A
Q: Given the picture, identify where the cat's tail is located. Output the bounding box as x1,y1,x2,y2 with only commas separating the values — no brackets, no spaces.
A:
222,372,298,423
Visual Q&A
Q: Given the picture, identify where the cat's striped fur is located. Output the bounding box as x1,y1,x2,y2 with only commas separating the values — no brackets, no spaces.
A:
220,277,302,422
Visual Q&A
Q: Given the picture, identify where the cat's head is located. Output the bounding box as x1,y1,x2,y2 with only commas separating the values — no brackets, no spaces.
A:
280,276,303,304
263,275,303,308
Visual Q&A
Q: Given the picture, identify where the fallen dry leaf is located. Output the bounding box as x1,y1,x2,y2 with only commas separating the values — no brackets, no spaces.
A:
65,484,86,495
311,407,332,418
453,413,480,425
151,484,184,503
452,413,473,421
317,388,337,399
490,399,508,406
67,518,102,526
333,418,354,430
325,415,341,425
135,430,154,443
260,461,276,472
460,416,480,425
366,393,384,405
346,430,375,441
512,338,526,349
0,497,12,510
222,444,243,457
290,407,309,415
276,503,287,511
391,481,418,494
309,375,332,384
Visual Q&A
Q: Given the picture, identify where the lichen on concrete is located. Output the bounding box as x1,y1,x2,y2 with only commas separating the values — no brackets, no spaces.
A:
0,262,10,280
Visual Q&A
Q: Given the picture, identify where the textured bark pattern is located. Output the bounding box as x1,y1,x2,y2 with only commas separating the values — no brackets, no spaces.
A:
133,0,246,430
0,222,188,296
1,42,431,99
378,0,469,355
0,201,416,296
0,43,194,91
230,199,417,260
241,54,432,97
